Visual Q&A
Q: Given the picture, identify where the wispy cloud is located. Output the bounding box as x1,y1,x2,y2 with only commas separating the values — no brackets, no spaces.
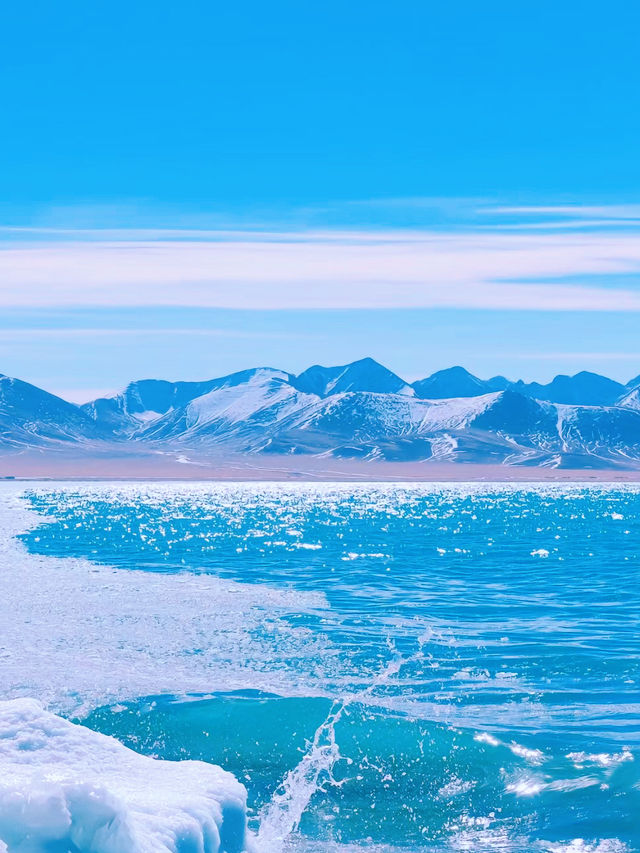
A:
0,327,306,339
502,352,640,361
2,224,640,311
485,204,640,221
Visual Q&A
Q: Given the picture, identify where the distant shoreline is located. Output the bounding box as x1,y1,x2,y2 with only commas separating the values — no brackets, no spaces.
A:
2,452,640,483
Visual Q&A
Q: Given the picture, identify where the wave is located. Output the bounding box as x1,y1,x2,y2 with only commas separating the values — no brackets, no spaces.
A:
84,691,640,853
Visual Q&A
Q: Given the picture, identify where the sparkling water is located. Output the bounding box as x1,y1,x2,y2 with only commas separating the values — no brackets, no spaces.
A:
19,483,640,852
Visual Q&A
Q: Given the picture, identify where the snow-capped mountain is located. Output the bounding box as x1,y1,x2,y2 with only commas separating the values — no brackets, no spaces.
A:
0,374,101,448
137,368,315,448
81,369,295,435
2,361,640,468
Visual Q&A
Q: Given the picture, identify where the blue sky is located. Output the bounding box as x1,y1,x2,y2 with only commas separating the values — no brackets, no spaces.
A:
2,1,640,400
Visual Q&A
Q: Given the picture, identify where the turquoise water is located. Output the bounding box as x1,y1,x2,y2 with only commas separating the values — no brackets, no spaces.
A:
22,484,640,852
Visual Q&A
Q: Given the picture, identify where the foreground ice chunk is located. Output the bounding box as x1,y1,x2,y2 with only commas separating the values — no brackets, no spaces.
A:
0,699,252,853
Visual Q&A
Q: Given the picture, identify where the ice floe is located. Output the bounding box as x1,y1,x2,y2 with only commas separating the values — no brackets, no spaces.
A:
0,698,252,853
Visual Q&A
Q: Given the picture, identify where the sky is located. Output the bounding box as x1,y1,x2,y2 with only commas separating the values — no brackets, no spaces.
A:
2,0,640,401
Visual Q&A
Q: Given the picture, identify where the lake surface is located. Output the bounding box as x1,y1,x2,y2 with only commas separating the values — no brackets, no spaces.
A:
19,483,640,852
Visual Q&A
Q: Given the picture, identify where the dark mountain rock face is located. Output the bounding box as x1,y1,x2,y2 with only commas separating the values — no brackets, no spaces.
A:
510,371,626,406
413,366,489,399
486,375,510,391
293,358,412,397
469,391,558,446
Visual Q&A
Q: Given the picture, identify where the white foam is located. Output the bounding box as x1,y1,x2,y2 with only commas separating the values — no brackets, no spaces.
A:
0,483,329,714
543,840,629,853
566,749,634,768
530,548,550,558
0,698,252,853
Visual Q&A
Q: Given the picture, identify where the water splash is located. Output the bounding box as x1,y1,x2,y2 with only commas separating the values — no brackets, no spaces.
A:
256,632,432,852
256,701,345,852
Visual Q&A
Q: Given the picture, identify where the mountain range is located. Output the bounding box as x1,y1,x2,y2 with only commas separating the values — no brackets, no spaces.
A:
2,359,640,468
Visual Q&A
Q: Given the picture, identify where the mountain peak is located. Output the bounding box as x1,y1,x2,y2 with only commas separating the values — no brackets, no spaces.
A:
514,371,626,406
436,366,476,377
293,358,413,397
0,373,101,446
413,366,488,399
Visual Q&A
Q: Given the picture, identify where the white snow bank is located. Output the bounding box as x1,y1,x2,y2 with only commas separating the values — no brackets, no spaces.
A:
0,698,253,853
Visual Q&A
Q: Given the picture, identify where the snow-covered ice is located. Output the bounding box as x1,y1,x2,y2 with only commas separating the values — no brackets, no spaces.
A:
0,698,251,853
0,483,329,714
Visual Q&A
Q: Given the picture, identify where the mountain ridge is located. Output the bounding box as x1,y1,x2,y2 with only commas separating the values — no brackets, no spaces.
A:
3,360,640,469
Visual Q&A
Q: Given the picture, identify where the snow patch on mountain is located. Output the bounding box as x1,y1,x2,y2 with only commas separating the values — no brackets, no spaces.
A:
185,370,304,428
416,392,499,432
619,389,640,412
